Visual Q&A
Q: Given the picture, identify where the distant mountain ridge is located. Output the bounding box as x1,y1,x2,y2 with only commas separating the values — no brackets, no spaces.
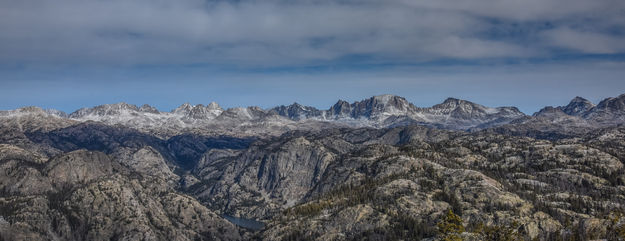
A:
267,94,526,129
2,94,625,135
534,94,625,125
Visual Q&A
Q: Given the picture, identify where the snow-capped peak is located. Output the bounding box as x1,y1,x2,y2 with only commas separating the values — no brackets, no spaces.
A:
173,102,223,119
350,95,416,119
173,103,194,114
207,102,221,110
139,104,160,114
69,102,140,118
0,106,67,118
270,102,322,120
15,94,611,133
372,94,397,105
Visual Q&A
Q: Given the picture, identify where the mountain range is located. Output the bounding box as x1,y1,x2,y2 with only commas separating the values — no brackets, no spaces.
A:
1,93,625,241
3,93,625,137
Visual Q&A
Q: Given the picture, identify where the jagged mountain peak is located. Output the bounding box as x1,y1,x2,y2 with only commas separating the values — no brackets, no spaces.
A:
173,102,222,111
100,102,138,110
534,106,567,117
520,93,625,127
248,106,264,112
430,97,523,116
207,101,221,109
571,96,591,103
0,106,68,118
595,94,625,110
442,97,462,104
429,98,487,115
17,106,44,111
173,102,193,113
422,98,526,130
562,96,594,116
69,102,141,118
329,99,352,117
349,94,417,119
173,102,224,119
270,102,322,120
45,109,69,118
218,106,269,121
139,104,160,114
437,97,479,107
279,102,308,110
13,106,47,114
334,99,349,105
102,102,137,109
581,94,625,124
369,95,413,107
371,94,405,102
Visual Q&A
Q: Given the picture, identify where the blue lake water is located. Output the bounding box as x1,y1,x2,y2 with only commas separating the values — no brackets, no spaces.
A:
223,215,265,231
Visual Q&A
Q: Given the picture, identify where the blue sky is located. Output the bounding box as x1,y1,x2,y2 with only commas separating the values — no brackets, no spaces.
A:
1,0,625,114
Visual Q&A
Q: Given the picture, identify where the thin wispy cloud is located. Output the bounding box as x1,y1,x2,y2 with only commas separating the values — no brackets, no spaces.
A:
1,0,623,67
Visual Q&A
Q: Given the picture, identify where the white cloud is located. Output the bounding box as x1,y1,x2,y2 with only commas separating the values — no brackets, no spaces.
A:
542,28,625,54
0,0,623,66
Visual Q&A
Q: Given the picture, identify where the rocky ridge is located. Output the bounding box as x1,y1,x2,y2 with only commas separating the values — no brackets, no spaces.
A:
5,94,624,139
1,95,529,138
1,93,625,240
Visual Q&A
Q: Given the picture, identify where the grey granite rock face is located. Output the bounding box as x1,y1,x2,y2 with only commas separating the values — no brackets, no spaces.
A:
583,94,625,124
270,103,324,120
2,93,625,240
69,102,142,118
256,127,625,240
329,100,352,118
562,97,595,116
0,144,242,241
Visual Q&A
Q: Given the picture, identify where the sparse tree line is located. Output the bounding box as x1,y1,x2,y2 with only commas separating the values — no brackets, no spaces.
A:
277,152,625,241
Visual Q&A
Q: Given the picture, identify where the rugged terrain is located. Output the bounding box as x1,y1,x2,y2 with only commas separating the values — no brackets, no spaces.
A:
1,94,625,240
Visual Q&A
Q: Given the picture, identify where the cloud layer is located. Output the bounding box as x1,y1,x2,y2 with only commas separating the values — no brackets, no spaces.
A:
1,0,624,66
